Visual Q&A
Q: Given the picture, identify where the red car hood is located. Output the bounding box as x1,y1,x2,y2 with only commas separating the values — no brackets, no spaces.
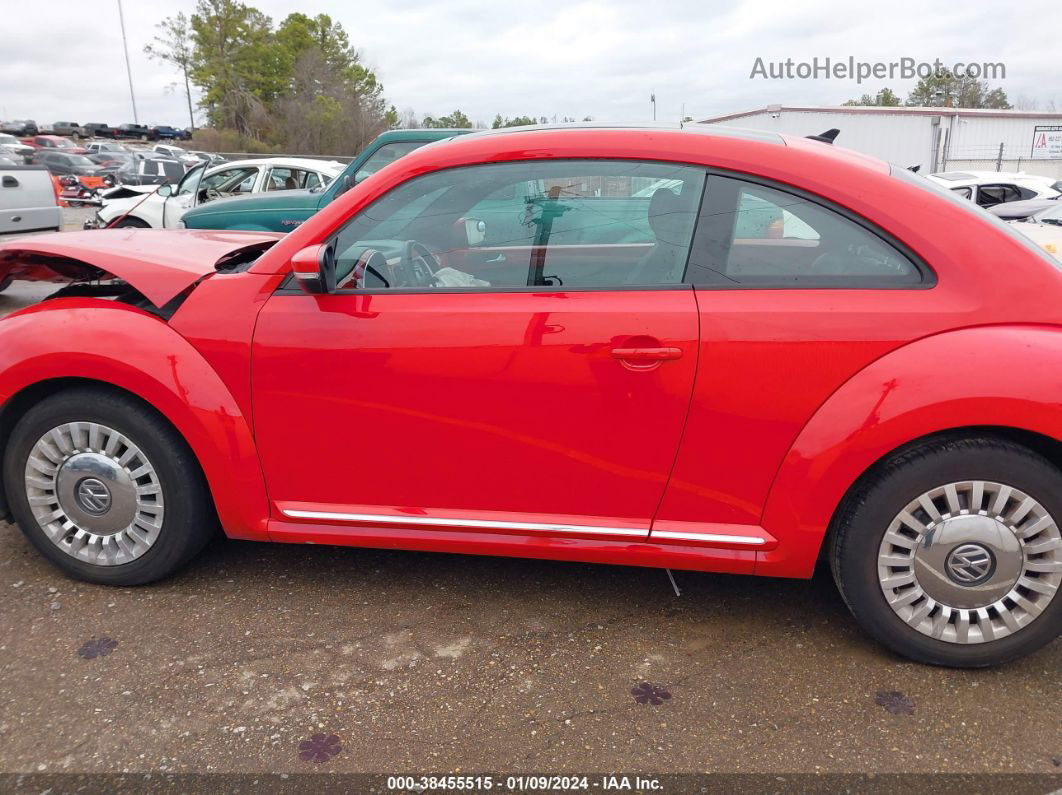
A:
0,229,282,307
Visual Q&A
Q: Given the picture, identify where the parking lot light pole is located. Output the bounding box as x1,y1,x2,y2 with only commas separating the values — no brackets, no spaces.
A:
117,0,139,124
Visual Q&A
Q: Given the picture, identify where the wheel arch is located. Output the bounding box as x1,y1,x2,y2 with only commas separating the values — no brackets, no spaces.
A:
758,325,1062,578
0,306,271,540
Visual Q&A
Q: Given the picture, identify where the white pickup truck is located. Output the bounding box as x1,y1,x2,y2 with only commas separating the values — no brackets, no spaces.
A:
0,165,62,237
0,164,63,292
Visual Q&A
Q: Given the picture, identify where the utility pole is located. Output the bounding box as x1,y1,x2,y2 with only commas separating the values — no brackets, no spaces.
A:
117,0,139,123
651,92,656,121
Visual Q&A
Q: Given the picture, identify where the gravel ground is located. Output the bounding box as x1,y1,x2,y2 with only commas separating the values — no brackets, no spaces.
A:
0,215,1058,782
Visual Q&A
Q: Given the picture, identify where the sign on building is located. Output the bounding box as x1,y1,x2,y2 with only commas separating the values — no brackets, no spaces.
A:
1031,126,1062,159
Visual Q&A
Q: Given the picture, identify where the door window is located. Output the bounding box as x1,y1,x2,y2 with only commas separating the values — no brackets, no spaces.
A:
332,160,706,291
267,167,319,191
199,166,260,200
687,176,923,287
976,184,1021,207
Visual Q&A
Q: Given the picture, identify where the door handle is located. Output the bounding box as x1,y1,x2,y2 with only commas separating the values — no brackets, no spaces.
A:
610,347,683,362
1,177,17,188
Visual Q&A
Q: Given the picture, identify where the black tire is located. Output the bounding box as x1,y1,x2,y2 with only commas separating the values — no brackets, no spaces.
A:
111,216,151,229
2,387,217,585
831,437,1062,667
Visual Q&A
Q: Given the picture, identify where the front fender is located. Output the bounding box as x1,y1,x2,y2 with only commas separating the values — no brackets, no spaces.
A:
759,325,1062,577
0,300,269,541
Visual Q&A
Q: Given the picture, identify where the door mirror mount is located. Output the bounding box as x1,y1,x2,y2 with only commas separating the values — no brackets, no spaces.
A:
291,243,337,294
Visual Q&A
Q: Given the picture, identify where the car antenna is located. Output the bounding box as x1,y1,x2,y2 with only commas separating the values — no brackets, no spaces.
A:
665,569,681,597
806,128,840,144
908,165,921,173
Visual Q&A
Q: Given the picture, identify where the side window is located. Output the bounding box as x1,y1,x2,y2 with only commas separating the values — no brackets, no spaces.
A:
330,160,705,291
268,167,317,191
200,167,259,199
687,176,923,287
952,186,973,200
353,141,429,182
976,185,1011,207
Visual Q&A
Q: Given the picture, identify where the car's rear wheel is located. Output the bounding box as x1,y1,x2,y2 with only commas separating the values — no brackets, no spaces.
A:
2,387,216,585
831,437,1062,666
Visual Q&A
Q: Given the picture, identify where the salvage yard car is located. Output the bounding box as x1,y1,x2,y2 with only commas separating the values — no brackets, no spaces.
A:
181,128,472,232
1009,202,1062,259
89,156,345,229
927,170,1061,208
0,162,61,237
0,125,1060,668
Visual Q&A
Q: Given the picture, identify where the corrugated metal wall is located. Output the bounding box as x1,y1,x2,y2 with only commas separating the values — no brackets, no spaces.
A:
703,110,1062,178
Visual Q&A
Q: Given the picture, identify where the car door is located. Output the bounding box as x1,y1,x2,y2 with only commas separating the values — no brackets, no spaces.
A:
252,159,704,538
651,174,940,543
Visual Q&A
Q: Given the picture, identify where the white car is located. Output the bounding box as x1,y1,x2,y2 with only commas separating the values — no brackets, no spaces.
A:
1009,203,1062,260
91,157,345,229
927,170,1062,208
152,143,203,167
0,133,33,162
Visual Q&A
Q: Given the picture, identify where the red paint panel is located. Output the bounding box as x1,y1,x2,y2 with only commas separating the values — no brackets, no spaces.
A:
251,289,698,530
267,519,757,575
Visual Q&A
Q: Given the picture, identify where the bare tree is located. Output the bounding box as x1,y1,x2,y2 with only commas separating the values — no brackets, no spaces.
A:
144,12,197,129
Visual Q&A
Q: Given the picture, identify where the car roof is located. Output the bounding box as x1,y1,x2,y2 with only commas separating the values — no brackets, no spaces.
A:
373,128,476,144
205,156,346,174
929,171,1054,188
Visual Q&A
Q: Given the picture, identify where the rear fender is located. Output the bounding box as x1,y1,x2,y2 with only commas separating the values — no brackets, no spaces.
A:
759,325,1062,577
0,301,269,540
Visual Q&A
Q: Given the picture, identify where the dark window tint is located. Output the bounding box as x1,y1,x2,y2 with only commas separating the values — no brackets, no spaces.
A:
332,160,705,291
977,184,1022,207
687,176,922,287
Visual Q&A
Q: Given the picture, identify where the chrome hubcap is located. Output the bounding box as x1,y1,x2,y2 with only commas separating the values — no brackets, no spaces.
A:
878,480,1061,644
24,423,165,566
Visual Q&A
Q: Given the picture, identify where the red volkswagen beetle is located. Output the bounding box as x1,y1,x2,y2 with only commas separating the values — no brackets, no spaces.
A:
0,126,1059,667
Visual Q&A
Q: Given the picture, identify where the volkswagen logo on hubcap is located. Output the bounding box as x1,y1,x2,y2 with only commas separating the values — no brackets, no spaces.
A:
945,543,996,586
76,478,112,516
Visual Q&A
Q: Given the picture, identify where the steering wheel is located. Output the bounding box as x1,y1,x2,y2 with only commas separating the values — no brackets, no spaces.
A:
400,240,439,288
342,248,390,289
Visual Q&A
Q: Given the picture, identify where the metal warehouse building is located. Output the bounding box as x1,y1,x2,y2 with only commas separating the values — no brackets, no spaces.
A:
698,105,1062,178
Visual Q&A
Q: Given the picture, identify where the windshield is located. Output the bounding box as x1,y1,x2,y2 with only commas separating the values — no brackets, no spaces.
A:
176,164,207,195
67,155,95,166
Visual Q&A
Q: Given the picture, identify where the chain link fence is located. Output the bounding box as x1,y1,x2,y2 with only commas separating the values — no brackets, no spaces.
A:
940,142,1062,179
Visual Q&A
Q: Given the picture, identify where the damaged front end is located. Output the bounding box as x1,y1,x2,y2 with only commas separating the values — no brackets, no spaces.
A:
0,229,282,316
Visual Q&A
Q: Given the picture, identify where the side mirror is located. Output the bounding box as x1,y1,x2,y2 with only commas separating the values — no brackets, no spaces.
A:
157,184,173,197
291,242,336,294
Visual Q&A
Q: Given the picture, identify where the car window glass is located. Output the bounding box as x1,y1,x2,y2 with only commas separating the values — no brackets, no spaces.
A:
331,159,706,290
687,176,921,287
353,142,428,183
267,167,315,191
952,186,972,199
200,167,259,199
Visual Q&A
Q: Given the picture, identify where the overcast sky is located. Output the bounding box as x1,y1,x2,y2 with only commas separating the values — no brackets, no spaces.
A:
2,0,1059,129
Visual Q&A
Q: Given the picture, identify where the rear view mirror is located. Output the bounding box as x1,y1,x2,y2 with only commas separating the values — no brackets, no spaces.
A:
291,243,337,294
157,184,173,197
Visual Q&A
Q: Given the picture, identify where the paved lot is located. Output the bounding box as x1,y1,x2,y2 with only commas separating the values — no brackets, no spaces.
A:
0,227,1058,779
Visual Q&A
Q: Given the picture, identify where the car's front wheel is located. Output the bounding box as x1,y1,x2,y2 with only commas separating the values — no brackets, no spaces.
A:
831,437,1062,666
2,387,217,585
